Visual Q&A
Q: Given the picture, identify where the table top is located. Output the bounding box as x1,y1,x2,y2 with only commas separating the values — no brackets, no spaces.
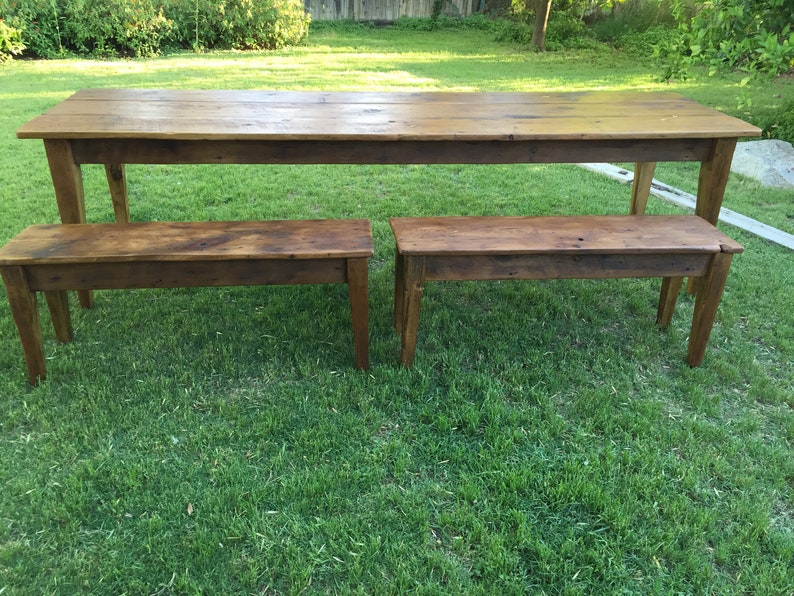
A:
17,88,761,142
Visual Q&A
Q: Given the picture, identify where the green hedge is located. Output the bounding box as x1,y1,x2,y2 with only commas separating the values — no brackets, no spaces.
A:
0,0,310,58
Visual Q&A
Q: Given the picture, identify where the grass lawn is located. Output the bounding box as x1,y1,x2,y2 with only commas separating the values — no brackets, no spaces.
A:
1,25,792,593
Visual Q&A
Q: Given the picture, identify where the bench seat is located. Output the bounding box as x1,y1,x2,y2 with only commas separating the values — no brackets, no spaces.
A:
390,215,743,366
0,219,373,384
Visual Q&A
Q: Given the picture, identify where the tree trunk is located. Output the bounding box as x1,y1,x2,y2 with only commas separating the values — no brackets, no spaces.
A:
532,0,553,51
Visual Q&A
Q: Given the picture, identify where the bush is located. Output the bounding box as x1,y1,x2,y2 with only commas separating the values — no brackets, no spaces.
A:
0,18,25,61
213,0,309,50
0,0,65,57
0,0,310,57
392,14,497,32
165,0,310,53
660,0,794,78
751,98,794,145
609,24,677,58
590,0,674,42
62,0,172,57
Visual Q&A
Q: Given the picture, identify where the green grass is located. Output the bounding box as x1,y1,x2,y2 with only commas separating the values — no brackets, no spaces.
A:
1,27,793,594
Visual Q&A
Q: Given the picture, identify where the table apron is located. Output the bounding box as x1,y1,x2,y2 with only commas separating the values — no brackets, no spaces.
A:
69,138,717,165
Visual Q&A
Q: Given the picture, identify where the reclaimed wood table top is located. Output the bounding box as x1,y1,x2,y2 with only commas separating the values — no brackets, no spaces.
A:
17,88,761,142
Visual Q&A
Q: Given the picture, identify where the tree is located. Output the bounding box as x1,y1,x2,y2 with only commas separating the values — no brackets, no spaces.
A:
531,0,553,51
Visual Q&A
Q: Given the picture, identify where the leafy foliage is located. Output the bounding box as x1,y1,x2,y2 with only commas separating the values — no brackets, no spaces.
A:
660,0,794,78
606,24,677,58
0,0,310,57
166,0,310,52
62,0,171,57
0,0,65,57
495,2,597,51
0,17,25,61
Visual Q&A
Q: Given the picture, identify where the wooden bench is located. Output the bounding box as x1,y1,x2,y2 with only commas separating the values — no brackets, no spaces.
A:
390,215,743,367
0,219,373,385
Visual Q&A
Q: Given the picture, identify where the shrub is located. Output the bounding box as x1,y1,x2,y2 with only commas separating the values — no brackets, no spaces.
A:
0,0,310,57
609,24,677,58
392,14,497,32
218,0,309,50
590,0,674,42
0,18,25,61
61,0,172,57
660,0,794,78
751,97,794,145
161,0,309,52
0,0,65,57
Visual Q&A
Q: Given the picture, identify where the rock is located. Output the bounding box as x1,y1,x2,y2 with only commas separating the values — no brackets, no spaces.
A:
731,139,794,189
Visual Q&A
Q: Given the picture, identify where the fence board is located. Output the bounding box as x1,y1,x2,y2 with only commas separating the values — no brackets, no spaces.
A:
305,0,475,20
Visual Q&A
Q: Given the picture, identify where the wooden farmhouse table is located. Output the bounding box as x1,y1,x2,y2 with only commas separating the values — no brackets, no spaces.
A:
17,88,761,306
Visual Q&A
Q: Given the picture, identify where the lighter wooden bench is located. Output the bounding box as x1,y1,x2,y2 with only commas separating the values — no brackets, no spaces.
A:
0,219,373,385
391,215,743,367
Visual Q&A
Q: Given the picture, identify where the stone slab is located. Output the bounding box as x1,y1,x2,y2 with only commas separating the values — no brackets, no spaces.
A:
731,139,794,189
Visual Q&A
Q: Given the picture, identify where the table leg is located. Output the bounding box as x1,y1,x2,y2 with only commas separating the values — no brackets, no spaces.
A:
44,139,93,308
630,161,656,215
687,137,738,294
696,138,737,225
105,163,130,223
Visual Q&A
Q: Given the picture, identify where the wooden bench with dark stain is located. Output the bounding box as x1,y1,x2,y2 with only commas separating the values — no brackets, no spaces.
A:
390,215,743,367
0,219,373,384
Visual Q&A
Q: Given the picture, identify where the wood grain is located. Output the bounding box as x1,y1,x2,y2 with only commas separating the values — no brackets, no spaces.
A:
0,220,374,265
19,90,761,141
390,215,744,256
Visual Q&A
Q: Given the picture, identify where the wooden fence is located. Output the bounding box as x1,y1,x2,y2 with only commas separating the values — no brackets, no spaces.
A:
304,0,480,21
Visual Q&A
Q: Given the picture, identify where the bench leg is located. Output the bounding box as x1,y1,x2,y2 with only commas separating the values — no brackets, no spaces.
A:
656,276,684,328
687,252,734,367
44,290,73,343
347,258,370,370
399,256,426,367
394,250,405,332
1,266,47,385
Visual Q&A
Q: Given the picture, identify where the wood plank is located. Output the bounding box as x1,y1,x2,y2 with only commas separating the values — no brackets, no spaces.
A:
23,259,349,290
18,90,762,140
63,88,705,105
0,220,374,265
422,253,713,281
69,138,714,165
19,113,758,141
390,215,743,256
42,99,705,120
